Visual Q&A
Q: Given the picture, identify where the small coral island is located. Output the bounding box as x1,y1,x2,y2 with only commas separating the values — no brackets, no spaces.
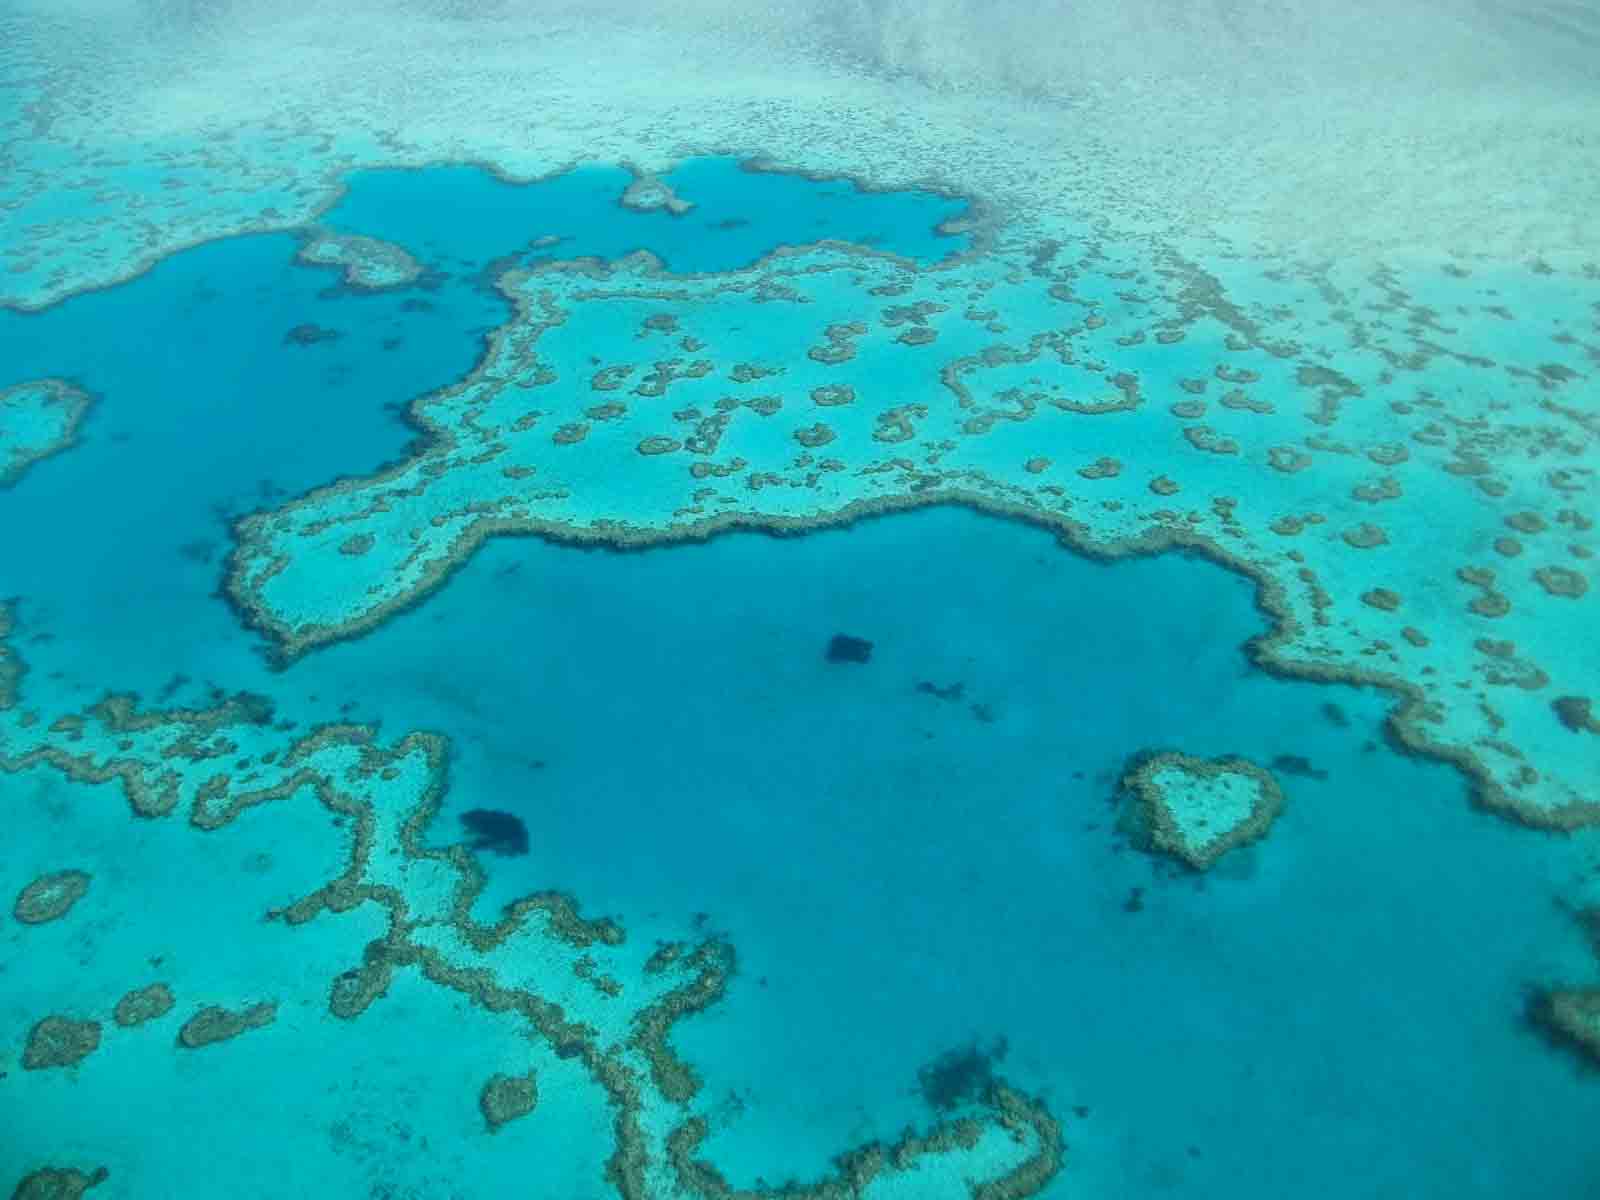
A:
1531,986,1600,1066
1122,751,1286,870
294,228,424,291
0,378,93,488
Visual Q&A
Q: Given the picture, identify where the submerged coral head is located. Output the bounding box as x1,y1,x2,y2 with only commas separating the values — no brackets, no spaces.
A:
460,808,530,856
826,633,873,664
917,1035,1010,1111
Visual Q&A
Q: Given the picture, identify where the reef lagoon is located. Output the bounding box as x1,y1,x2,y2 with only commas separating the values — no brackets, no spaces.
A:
4,6,1600,1199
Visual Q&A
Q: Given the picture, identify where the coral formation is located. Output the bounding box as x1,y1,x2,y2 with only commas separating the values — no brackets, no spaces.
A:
826,634,873,664
208,231,1596,838
0,379,93,487
177,1002,279,1049
9,1166,108,1199
918,1036,1010,1110
0,614,1065,1198
478,1071,539,1131
112,984,175,1029
22,1016,102,1071
1123,751,1286,870
295,228,424,290
12,870,90,925
1529,987,1600,1068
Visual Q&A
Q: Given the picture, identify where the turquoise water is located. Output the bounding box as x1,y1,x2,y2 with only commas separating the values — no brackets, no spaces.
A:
323,159,972,278
2,159,1597,1198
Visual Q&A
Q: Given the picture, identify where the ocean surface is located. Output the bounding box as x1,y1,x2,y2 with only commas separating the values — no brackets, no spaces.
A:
3,154,1598,1200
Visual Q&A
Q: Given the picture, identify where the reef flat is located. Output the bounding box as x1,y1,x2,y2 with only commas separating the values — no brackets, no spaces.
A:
225,236,1599,833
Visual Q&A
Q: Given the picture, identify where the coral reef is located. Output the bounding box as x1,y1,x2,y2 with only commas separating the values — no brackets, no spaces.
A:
22,1016,102,1071
177,1002,279,1049
112,984,175,1029
478,1071,539,1131
1122,751,1286,870
0,616,1065,1198
12,870,90,925
0,379,93,488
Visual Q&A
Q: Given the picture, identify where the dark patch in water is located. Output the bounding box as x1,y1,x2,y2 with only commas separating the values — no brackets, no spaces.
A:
1321,701,1350,728
283,322,341,346
917,1036,1009,1111
1578,907,1600,954
1270,753,1328,781
826,634,873,664
915,680,965,701
460,808,529,856
1553,696,1600,734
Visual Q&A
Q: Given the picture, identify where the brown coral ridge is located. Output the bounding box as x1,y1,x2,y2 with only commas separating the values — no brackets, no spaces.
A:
177,1001,278,1049
666,1080,1063,1200
0,668,411,830
479,1071,539,1131
0,604,22,708
1552,696,1600,735
9,1166,109,1199
1533,565,1589,598
113,983,175,1029
1526,986,1600,1069
628,940,735,1104
0,378,96,489
328,939,404,1020
283,323,341,347
13,869,91,925
22,1016,102,1070
1118,749,1286,871
17,680,1059,1195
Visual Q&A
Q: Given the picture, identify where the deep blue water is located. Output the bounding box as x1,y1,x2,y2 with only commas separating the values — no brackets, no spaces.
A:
2,159,1597,1199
